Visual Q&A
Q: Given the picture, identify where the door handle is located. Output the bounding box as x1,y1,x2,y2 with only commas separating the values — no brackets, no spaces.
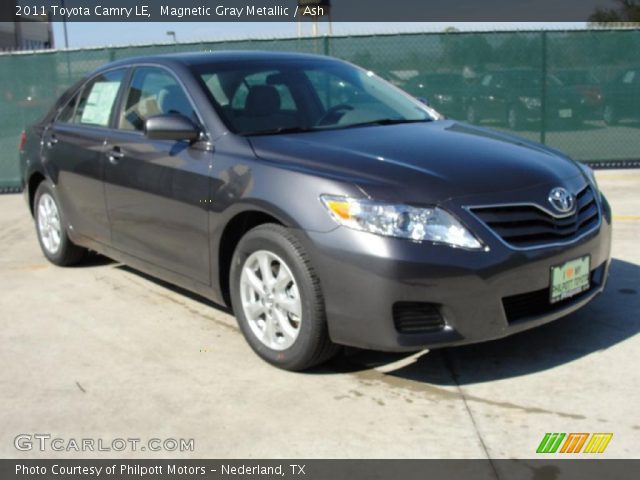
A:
107,147,125,164
46,135,58,148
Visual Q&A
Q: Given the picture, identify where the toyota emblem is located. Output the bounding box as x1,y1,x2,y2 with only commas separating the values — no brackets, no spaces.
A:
548,187,576,214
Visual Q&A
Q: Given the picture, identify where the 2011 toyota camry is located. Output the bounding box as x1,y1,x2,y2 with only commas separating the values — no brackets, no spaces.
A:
20,52,612,370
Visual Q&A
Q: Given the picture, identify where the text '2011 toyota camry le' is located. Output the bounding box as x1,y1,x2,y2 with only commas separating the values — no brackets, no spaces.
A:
20,52,612,370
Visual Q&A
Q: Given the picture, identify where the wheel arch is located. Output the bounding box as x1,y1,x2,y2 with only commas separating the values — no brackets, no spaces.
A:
217,209,286,308
27,171,47,217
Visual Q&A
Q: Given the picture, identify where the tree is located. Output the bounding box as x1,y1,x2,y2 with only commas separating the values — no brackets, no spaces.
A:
440,32,494,71
588,0,640,26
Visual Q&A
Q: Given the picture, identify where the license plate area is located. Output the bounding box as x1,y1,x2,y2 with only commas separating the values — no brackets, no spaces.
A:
550,255,591,304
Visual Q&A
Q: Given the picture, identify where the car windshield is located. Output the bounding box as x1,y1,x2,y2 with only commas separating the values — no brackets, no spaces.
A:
194,58,435,136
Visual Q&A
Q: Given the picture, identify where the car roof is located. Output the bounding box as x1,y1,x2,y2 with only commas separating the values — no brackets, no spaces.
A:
94,50,335,73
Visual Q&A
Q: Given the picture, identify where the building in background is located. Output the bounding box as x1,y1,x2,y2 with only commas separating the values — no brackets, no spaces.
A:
0,3,53,51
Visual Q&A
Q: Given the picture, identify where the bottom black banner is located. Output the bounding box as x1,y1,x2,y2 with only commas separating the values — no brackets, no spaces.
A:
2,460,639,480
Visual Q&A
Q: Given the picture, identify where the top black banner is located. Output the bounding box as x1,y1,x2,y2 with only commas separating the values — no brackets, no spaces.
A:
3,0,634,22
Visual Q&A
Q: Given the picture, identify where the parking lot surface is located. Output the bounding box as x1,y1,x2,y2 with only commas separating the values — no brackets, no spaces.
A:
1,170,639,459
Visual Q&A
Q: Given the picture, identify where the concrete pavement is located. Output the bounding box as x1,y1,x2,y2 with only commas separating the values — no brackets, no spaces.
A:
1,170,638,459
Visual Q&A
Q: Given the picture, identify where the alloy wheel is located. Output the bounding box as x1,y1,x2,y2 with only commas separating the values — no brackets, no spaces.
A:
239,250,302,351
37,192,62,255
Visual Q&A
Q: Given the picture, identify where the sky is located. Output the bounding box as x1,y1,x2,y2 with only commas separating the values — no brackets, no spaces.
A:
51,22,587,49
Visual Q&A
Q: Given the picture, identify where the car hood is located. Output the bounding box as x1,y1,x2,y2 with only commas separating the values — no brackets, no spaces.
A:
249,120,582,204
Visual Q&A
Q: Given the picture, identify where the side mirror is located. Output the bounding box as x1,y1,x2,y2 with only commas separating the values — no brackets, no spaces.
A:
416,96,430,106
144,114,200,142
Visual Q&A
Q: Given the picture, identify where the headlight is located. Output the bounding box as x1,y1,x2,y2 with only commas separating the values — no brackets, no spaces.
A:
579,163,599,193
519,96,541,109
320,195,483,249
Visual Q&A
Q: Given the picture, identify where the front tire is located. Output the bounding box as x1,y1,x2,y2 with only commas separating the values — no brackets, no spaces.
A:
229,224,339,371
34,181,86,266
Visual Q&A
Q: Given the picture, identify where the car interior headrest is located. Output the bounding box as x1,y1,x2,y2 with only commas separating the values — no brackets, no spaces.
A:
245,85,281,117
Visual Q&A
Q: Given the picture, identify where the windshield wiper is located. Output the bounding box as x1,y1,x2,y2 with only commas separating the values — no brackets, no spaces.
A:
241,118,432,136
338,118,433,129
242,126,316,136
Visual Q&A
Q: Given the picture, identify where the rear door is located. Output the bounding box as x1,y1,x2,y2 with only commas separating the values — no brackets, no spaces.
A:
42,68,128,244
103,66,212,284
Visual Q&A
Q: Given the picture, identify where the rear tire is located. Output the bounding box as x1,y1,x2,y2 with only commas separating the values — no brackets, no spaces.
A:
229,224,339,371
34,181,86,266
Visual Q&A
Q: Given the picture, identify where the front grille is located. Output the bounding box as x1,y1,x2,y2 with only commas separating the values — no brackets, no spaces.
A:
393,302,445,333
470,186,599,249
502,270,599,323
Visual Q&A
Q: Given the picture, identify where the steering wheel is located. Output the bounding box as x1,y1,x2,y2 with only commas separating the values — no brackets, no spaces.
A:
316,104,354,126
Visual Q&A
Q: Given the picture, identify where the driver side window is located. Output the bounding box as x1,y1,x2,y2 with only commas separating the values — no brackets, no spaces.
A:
119,67,197,131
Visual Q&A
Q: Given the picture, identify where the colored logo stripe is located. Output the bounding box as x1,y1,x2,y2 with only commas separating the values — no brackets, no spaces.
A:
583,433,613,454
537,433,613,454
560,433,589,453
536,433,566,453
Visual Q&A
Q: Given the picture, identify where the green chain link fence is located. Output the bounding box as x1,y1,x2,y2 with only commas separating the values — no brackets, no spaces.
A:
2,29,640,191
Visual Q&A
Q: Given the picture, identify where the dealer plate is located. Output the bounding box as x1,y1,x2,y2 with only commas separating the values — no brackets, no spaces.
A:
550,255,590,304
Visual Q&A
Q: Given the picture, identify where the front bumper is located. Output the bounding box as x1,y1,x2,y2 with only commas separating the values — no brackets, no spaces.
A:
300,194,612,352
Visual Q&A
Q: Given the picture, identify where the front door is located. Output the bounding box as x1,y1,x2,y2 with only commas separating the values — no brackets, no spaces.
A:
104,66,212,284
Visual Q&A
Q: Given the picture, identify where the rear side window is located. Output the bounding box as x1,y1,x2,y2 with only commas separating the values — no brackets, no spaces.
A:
73,69,127,127
118,67,197,131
